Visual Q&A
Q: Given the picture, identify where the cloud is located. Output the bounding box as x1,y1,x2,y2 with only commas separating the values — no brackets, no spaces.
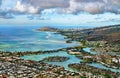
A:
22,0,69,8
19,0,120,14
0,0,120,19
0,0,2,6
14,1,38,14
14,0,69,14
61,0,120,14
0,11,14,19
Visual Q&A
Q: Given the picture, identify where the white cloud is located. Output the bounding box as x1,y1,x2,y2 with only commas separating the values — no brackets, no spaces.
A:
15,1,39,14
61,0,120,14
28,6,38,14
0,0,120,20
15,1,26,13
1,0,120,15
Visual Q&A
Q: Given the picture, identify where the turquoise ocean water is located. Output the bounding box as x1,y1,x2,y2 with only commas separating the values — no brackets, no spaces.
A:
0,26,79,52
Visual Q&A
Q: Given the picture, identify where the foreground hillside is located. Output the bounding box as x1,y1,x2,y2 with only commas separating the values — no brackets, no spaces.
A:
60,25,120,44
81,25,120,44
59,24,120,53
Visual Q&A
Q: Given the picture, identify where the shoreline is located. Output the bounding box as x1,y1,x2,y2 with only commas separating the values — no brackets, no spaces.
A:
0,26,120,78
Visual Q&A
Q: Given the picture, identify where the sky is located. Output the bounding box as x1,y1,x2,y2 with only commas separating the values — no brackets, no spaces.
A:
0,0,120,27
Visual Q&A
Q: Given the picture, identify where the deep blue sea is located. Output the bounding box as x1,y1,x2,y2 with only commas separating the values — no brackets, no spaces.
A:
0,26,79,52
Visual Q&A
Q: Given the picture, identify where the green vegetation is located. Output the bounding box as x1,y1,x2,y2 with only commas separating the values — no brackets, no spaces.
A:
41,56,69,62
66,40,72,43
82,58,94,63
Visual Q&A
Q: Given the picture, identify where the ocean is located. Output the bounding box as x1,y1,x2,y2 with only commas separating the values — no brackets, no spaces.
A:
0,26,78,52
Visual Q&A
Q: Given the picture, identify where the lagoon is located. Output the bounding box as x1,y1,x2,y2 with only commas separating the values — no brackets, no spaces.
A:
21,51,81,71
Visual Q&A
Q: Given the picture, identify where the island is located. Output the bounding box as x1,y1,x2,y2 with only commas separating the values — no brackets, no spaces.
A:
41,56,70,62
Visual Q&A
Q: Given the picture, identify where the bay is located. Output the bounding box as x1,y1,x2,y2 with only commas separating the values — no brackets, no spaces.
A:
0,26,78,52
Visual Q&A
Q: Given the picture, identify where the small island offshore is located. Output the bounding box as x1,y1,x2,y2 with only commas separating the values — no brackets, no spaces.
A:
0,25,120,78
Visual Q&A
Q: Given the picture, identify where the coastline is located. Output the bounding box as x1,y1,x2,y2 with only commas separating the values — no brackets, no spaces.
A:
0,26,120,78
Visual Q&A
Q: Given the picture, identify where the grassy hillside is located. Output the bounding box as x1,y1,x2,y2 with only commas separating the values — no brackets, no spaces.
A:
81,25,120,44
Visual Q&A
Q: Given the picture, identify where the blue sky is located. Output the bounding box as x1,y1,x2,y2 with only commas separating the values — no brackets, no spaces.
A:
0,0,120,27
